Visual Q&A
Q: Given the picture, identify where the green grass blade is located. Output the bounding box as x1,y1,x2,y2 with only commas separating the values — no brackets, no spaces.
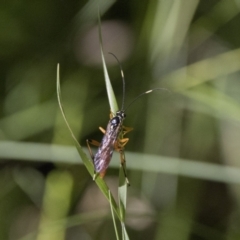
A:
109,190,120,240
56,64,121,219
118,163,128,221
118,164,129,239
98,10,118,113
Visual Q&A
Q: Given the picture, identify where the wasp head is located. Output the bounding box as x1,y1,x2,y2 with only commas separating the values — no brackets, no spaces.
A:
110,111,126,129
116,110,126,120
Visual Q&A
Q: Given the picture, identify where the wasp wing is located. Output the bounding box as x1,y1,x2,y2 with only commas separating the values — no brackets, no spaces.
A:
94,120,121,174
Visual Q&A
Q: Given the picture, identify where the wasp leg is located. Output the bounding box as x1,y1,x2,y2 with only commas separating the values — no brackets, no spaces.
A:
109,111,114,119
119,150,130,186
86,139,100,181
114,141,130,186
99,126,106,134
122,126,133,135
99,170,107,178
118,137,129,148
86,139,100,159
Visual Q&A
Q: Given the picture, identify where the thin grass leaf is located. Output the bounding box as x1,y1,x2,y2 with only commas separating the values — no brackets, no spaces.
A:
56,64,121,219
109,190,120,240
118,163,128,221
98,10,118,113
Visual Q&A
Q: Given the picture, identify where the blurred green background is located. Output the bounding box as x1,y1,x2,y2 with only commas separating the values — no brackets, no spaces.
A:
1,0,240,239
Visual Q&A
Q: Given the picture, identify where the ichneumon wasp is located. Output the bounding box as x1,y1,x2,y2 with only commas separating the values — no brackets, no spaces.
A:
87,53,168,185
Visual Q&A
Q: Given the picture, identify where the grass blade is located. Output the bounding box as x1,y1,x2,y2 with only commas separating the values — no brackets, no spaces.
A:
98,10,118,113
109,190,120,240
118,163,128,221
122,223,130,240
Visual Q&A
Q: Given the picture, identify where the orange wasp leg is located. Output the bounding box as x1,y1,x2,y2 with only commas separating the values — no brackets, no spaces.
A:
122,126,133,135
120,151,130,185
119,151,130,185
114,133,132,186
99,126,105,134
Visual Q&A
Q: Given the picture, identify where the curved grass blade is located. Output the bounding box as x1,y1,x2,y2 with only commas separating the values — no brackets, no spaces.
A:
98,10,118,114
56,64,121,219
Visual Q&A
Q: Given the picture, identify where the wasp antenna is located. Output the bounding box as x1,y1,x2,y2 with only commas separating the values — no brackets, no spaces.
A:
108,52,126,111
125,88,170,112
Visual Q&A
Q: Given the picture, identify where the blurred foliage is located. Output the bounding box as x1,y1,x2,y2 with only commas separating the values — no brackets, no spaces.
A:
1,0,240,239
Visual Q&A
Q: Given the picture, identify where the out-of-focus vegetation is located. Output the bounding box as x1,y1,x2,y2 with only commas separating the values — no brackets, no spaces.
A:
1,0,240,239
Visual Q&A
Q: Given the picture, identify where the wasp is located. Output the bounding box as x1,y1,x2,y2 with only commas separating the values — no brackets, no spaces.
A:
86,111,132,185
87,54,167,185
